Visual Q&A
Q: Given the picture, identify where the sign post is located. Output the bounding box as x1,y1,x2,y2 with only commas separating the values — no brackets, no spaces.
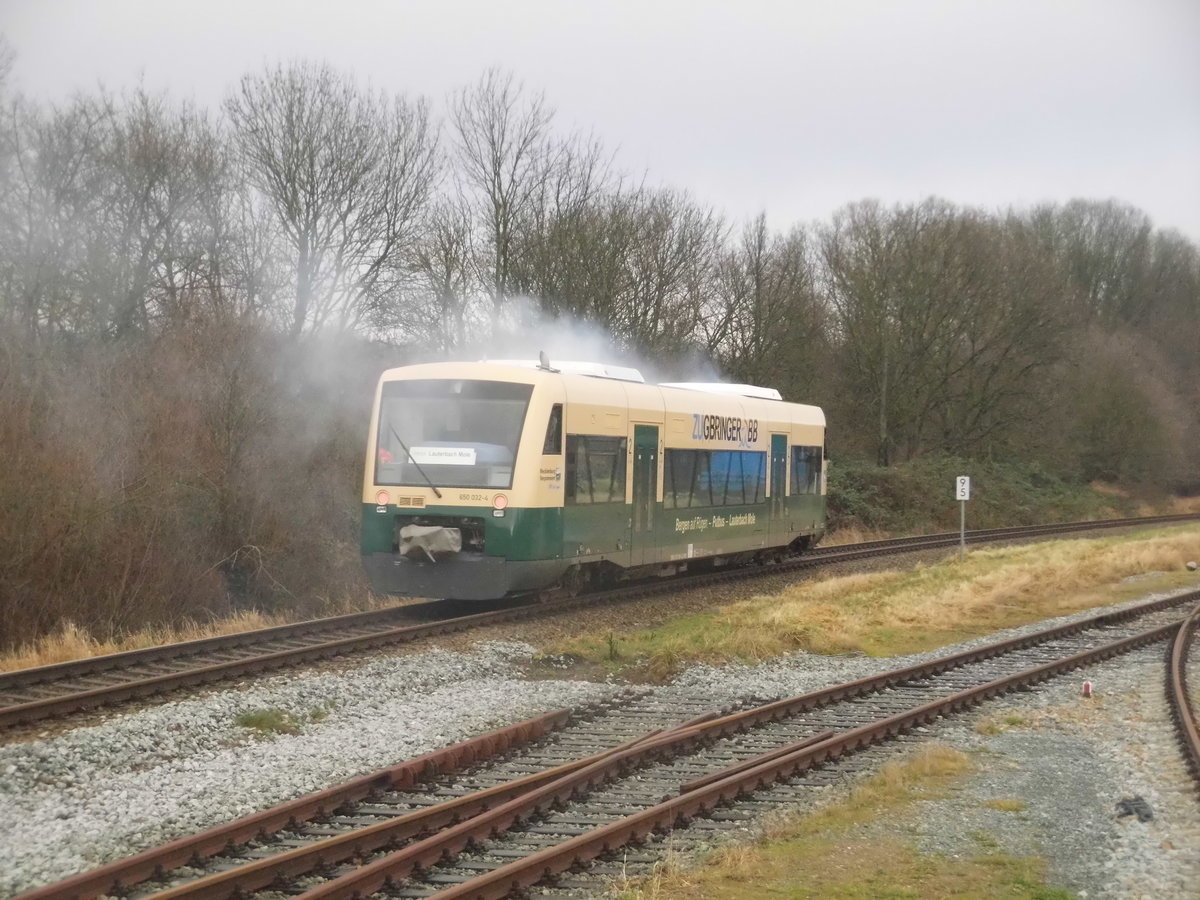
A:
955,476,971,556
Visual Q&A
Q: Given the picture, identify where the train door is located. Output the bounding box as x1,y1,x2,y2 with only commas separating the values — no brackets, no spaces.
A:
772,432,792,549
632,424,659,565
772,436,792,542
770,433,788,538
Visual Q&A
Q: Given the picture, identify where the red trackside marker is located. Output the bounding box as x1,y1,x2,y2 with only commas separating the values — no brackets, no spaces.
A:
1082,681,1093,698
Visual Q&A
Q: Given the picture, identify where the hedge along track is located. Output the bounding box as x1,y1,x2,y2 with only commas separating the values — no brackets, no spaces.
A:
2,513,1197,731
18,588,1200,900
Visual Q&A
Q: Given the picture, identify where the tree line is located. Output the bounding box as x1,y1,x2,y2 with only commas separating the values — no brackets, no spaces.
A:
2,58,1195,479
0,50,1196,646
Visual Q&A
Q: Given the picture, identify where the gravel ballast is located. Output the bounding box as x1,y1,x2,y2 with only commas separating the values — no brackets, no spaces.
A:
918,646,1200,900
0,642,616,897
1,585,1197,898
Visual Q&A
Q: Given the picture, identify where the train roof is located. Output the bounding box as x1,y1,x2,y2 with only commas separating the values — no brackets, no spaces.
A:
658,382,783,401
378,360,825,427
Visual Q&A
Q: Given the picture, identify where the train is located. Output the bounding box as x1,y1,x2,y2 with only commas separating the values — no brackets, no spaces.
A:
361,358,826,600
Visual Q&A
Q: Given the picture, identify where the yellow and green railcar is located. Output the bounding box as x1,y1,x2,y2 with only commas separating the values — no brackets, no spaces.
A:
361,360,826,600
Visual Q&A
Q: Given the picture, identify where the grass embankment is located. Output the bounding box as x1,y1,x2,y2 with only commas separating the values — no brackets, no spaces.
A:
0,612,288,673
0,595,404,673
617,744,1071,900
554,526,1200,681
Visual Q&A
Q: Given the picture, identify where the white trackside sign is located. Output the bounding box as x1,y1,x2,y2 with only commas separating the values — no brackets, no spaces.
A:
956,475,971,557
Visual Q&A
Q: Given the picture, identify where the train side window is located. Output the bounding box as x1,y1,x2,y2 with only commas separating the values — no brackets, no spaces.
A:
731,452,765,504
749,452,766,502
666,449,766,508
566,434,627,504
791,445,823,494
665,449,707,508
791,446,807,494
543,404,562,454
665,449,696,508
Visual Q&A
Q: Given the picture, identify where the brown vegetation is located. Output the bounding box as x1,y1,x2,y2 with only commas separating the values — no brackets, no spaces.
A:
0,321,392,649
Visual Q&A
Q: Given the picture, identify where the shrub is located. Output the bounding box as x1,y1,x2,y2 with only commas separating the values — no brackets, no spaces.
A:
827,455,1133,535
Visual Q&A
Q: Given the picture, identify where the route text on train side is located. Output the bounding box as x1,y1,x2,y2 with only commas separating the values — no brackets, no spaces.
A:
691,413,759,445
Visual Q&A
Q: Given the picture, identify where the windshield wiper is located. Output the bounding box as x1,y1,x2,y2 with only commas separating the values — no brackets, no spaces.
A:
389,425,443,499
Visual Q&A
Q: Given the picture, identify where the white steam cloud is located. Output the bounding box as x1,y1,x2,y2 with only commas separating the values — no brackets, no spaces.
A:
477,297,725,385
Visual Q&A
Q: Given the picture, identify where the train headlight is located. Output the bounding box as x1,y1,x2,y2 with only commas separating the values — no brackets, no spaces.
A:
493,494,509,510
376,490,390,506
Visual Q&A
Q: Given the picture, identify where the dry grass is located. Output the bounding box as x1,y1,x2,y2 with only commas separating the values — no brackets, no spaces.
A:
1092,481,1200,516
974,711,1031,735
0,595,401,673
0,612,289,672
1164,495,1200,514
613,852,692,900
716,526,1200,659
558,525,1200,677
853,744,972,807
984,798,1028,812
820,523,892,546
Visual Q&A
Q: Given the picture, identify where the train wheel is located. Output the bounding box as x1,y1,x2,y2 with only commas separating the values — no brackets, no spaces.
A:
560,564,586,597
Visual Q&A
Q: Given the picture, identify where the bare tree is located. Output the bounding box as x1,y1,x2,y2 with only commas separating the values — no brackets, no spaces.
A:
405,195,477,353
821,199,1072,463
0,87,248,338
225,61,438,337
1028,199,1156,325
709,216,826,397
508,130,615,315
621,187,724,354
511,186,638,327
0,93,112,337
98,90,224,334
450,69,552,337
819,199,906,463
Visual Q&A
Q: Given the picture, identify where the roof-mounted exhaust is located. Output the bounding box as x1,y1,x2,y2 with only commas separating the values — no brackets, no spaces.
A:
486,359,646,383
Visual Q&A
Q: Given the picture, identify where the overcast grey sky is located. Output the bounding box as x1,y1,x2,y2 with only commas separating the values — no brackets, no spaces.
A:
3,0,1198,239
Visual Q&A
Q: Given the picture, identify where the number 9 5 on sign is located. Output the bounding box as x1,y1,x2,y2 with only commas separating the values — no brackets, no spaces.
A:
955,476,971,501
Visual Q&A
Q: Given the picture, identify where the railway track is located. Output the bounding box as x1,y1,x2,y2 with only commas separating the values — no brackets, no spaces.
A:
3,513,1196,731
1167,597,1200,795
20,587,1200,900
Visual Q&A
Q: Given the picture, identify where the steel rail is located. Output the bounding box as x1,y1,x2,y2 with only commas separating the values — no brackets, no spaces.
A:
136,725,684,900
12,707,575,900
14,710,706,900
423,620,1184,900
0,600,456,690
4,513,1196,730
1167,601,1200,793
20,589,1199,900
676,728,837,794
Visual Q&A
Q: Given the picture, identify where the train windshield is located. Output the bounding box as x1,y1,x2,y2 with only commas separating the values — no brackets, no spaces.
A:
375,379,533,489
